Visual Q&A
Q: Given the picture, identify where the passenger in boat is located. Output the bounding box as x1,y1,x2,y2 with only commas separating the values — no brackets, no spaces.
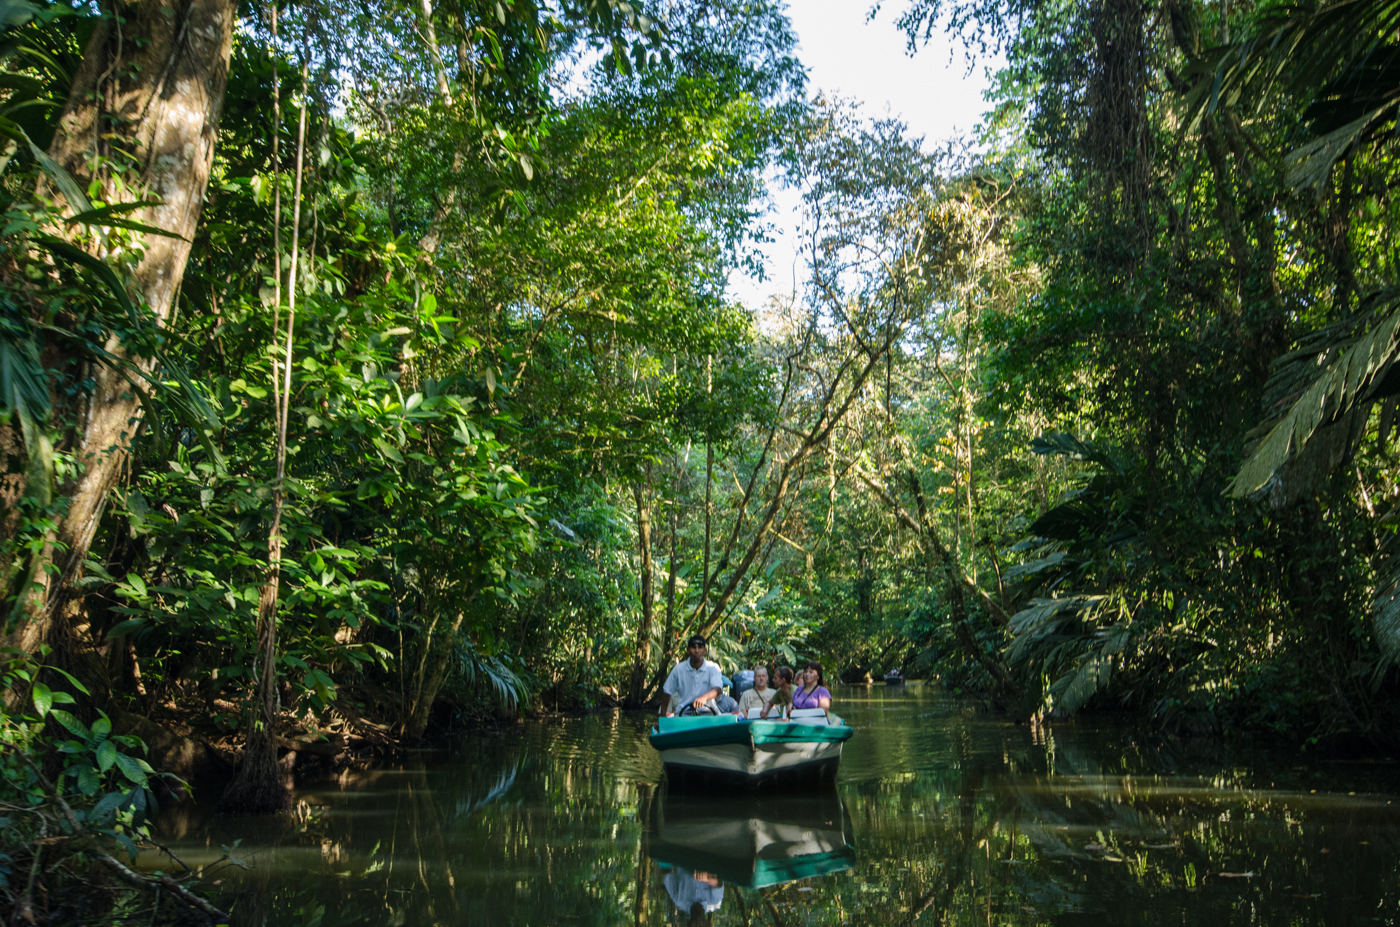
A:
660,635,724,716
792,660,832,712
760,666,795,719
736,666,775,714
712,673,740,712
713,692,740,713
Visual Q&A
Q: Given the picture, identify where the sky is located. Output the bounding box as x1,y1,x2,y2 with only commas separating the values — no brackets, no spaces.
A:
727,1,997,309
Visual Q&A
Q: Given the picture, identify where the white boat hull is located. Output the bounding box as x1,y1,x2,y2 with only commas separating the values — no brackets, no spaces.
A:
658,738,844,778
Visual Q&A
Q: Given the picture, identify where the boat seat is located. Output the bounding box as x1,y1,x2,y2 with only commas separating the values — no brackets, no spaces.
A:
657,713,740,734
742,707,830,722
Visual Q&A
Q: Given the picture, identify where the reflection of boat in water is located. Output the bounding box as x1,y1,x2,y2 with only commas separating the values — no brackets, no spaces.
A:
649,793,856,892
648,709,854,789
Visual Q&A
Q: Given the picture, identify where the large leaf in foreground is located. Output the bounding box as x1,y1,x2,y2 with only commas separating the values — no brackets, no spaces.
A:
1229,290,1400,502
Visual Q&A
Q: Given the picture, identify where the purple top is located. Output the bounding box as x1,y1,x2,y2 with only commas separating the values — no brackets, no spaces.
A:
791,685,831,710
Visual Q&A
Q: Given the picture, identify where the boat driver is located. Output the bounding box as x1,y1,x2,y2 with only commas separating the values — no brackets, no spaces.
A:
660,635,724,716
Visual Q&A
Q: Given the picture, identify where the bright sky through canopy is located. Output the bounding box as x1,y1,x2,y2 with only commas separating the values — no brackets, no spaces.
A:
730,1,995,308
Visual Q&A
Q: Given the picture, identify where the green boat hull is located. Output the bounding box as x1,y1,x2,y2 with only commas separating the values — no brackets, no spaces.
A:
649,716,853,790
648,792,856,890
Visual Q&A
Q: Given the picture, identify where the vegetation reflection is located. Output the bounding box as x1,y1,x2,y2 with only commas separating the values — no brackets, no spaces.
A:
143,690,1400,926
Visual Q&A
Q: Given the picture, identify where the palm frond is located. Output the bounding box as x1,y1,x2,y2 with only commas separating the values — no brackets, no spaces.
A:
1183,0,1400,189
1050,654,1112,715
457,642,529,709
1372,567,1400,663
1002,551,1069,581
0,312,50,423
1285,106,1390,190
1030,431,1127,474
1006,594,1111,663
1229,290,1400,502
1007,593,1131,715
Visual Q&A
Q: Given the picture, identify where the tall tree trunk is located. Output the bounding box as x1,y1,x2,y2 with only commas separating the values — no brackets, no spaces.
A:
647,463,684,699
700,439,713,616
625,480,655,707
403,610,467,741
6,0,236,664
660,505,678,670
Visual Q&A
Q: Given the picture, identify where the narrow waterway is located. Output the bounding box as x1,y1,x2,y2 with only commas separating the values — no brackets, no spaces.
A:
151,685,1400,925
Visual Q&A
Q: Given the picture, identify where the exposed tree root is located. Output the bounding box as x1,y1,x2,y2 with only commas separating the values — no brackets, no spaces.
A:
217,729,291,815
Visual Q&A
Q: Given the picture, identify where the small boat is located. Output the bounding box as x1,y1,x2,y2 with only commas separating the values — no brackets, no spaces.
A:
648,708,853,790
649,792,855,892
883,669,905,685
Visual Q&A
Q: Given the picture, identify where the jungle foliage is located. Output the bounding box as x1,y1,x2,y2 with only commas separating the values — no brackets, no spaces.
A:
5,0,1400,909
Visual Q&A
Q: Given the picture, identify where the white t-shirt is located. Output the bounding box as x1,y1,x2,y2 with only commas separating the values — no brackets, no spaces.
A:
662,658,723,713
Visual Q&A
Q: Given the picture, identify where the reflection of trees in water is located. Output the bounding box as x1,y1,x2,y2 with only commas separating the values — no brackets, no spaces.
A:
203,714,666,926
163,706,1400,926
453,765,519,819
668,712,1400,926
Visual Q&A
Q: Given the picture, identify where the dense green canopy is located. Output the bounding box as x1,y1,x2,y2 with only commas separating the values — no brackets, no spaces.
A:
4,0,1400,914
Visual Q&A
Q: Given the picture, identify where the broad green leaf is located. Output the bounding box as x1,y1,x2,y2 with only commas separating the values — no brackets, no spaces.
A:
90,790,125,822
45,664,90,695
75,764,101,796
113,752,148,786
49,709,89,738
95,739,117,773
30,680,50,716
372,436,404,464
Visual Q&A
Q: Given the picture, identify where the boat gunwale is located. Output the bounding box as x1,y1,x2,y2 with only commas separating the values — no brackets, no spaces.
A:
648,719,853,751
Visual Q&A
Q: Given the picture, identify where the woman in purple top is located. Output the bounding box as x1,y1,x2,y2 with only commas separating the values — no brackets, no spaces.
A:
791,660,832,712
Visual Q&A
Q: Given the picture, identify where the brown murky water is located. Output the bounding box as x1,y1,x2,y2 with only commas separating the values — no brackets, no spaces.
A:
149,685,1400,925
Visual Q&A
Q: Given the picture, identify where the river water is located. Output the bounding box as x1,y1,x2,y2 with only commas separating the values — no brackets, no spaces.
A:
150,684,1400,925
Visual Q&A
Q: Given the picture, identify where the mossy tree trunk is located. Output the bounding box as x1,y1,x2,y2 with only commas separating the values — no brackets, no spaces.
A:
6,0,236,673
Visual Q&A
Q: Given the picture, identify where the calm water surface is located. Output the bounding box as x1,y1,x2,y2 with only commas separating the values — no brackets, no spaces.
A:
152,685,1400,925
